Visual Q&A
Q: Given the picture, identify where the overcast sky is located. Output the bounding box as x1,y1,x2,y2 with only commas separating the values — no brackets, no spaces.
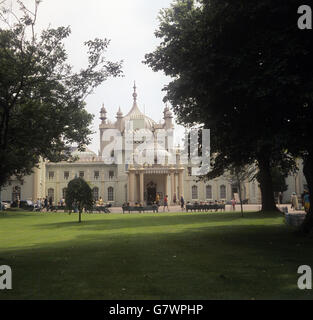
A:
8,0,185,153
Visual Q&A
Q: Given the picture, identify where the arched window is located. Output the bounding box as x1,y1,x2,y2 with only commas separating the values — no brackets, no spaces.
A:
62,188,67,199
206,185,212,199
220,185,226,199
108,187,114,201
48,188,54,202
192,185,198,200
92,187,99,201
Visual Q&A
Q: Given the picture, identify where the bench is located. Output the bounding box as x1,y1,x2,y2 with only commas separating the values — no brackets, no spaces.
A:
45,205,66,212
122,205,159,213
44,205,111,213
89,205,111,213
186,204,225,212
285,213,306,227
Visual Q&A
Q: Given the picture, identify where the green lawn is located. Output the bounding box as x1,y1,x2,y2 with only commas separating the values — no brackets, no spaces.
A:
0,210,312,300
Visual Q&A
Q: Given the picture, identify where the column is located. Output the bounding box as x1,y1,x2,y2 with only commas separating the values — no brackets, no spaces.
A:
128,169,135,204
295,174,300,196
127,172,130,202
178,169,184,199
245,182,250,202
170,171,175,204
174,174,177,198
164,174,168,197
130,171,135,204
33,166,39,201
139,170,144,204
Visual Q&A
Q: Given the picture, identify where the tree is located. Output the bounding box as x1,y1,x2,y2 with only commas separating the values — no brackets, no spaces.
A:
271,167,288,195
65,177,93,223
222,164,257,217
0,1,122,188
144,0,302,213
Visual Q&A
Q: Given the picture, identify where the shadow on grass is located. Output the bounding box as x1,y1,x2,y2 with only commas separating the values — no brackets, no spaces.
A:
0,218,311,300
33,211,283,232
0,211,37,219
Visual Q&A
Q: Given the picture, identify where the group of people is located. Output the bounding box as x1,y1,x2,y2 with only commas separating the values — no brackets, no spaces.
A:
95,197,104,206
186,200,226,206
155,194,185,212
34,196,64,212
290,191,310,213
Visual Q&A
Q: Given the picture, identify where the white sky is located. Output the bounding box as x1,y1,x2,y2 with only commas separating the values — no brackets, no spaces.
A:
8,0,185,153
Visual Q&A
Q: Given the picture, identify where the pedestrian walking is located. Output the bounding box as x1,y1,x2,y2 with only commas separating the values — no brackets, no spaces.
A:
163,195,169,212
180,195,185,210
304,191,310,213
231,198,236,211
291,192,299,211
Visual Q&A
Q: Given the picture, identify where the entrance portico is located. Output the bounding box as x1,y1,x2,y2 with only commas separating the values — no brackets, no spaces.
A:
127,165,184,205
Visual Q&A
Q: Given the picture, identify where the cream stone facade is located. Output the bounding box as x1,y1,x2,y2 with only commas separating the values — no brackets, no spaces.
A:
1,84,307,207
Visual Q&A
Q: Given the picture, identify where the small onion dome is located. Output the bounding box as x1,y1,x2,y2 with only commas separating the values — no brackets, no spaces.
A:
100,104,107,122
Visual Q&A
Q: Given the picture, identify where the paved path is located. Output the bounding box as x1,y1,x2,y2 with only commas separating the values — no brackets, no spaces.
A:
109,204,306,214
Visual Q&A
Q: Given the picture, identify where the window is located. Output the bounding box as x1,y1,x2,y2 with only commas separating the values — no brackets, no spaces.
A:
188,167,192,176
79,171,84,178
192,185,198,200
108,187,114,201
94,171,99,180
64,171,69,180
92,187,99,201
48,188,54,202
62,188,67,199
206,185,212,199
109,171,114,179
220,185,226,199
48,171,54,180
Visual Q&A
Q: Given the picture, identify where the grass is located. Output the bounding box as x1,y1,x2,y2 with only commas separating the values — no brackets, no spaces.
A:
0,210,312,300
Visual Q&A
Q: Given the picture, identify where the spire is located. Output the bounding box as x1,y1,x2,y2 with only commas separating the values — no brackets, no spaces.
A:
133,81,137,102
100,103,107,123
116,106,123,118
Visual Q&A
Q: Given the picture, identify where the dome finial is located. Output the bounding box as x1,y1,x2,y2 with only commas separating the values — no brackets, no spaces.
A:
133,81,137,102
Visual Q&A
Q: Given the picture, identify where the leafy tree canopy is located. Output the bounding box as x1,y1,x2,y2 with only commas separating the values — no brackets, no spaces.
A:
65,177,93,223
0,0,123,187
145,0,311,213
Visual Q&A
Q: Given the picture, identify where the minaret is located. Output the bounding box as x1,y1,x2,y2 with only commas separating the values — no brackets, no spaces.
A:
100,104,107,124
99,103,107,156
133,81,137,103
116,106,123,131
164,104,174,129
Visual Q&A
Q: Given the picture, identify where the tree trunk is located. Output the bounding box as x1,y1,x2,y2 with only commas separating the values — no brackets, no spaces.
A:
236,174,244,217
300,152,313,234
257,156,279,212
